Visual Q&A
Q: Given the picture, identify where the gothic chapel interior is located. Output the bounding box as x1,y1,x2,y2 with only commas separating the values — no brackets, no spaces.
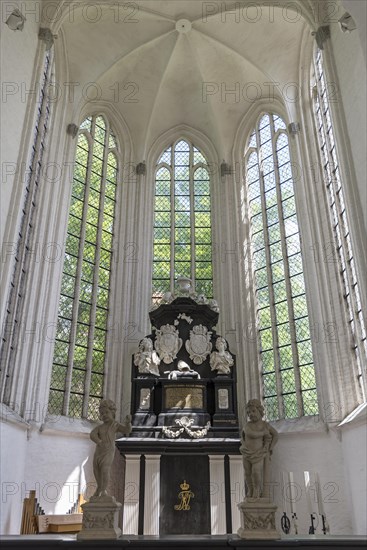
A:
0,0,366,543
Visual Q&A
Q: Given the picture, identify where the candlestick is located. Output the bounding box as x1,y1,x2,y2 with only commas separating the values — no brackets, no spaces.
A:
315,473,325,517
309,513,316,534
281,512,291,534
321,514,330,535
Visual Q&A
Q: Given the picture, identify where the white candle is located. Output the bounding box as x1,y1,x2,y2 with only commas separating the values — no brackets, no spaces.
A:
288,471,297,516
304,471,314,517
282,471,289,512
316,472,325,517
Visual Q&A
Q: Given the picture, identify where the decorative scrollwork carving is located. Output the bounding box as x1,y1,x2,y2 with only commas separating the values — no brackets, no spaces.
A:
162,416,210,438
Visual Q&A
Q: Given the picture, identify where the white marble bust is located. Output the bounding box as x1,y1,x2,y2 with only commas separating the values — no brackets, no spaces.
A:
134,337,160,376
209,337,234,375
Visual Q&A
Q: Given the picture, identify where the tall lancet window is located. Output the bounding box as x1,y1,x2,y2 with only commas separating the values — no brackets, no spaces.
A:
0,48,54,402
152,139,213,303
48,115,118,420
314,50,367,397
245,114,318,420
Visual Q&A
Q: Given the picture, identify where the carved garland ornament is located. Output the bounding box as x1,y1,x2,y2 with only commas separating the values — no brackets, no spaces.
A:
185,324,212,365
162,416,210,438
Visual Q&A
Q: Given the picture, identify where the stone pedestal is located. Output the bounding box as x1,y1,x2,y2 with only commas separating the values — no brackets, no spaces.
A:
77,495,122,540
237,498,280,540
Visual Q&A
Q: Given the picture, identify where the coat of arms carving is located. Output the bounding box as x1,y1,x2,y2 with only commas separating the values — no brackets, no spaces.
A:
154,324,183,364
185,324,212,365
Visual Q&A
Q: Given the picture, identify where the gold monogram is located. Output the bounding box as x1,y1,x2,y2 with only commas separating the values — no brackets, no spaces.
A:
174,480,195,511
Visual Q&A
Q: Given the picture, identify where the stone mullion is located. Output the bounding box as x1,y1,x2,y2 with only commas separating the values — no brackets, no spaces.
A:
272,126,303,417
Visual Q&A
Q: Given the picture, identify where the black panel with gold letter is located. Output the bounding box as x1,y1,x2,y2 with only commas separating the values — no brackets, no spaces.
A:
159,455,210,535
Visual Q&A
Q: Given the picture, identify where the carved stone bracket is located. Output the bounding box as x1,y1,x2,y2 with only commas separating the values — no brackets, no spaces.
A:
67,124,79,138
38,28,55,50
339,12,357,33
312,25,330,50
136,162,146,175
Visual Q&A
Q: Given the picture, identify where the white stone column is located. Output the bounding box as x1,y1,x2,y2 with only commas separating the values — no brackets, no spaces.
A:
143,455,160,535
229,455,244,533
209,455,226,534
123,455,140,534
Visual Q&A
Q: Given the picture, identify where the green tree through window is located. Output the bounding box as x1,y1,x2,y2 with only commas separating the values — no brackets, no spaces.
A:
152,139,213,303
48,115,118,420
245,114,318,420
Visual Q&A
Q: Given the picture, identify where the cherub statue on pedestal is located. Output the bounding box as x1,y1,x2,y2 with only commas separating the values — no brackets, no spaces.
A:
240,399,278,499
78,400,131,540
90,400,132,498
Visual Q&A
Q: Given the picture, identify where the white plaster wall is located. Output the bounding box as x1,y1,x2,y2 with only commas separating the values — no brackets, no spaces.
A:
270,427,353,535
0,1,40,246
24,426,96,515
0,416,99,534
0,420,28,534
340,421,367,534
0,417,361,536
329,21,367,235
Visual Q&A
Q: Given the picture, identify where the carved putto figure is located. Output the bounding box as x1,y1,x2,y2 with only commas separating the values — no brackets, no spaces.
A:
161,291,174,304
209,337,234,375
155,324,183,364
239,399,278,499
90,400,132,498
208,299,220,313
134,337,160,376
185,324,212,365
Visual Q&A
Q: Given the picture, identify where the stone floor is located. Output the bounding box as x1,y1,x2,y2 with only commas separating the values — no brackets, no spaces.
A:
0,534,366,550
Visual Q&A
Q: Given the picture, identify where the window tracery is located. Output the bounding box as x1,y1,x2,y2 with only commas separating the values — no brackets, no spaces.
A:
48,115,118,420
244,113,318,420
152,139,213,303
313,49,367,397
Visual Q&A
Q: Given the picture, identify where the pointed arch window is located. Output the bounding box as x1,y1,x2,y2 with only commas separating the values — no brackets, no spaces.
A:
244,113,318,420
313,49,367,396
152,139,213,303
48,115,118,420
0,48,54,401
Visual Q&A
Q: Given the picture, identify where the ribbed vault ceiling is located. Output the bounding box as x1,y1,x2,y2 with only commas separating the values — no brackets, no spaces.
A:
57,0,312,157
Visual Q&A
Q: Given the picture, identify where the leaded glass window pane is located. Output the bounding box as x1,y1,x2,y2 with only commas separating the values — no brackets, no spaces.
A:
152,140,213,303
48,115,118,420
245,114,318,420
314,49,367,396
